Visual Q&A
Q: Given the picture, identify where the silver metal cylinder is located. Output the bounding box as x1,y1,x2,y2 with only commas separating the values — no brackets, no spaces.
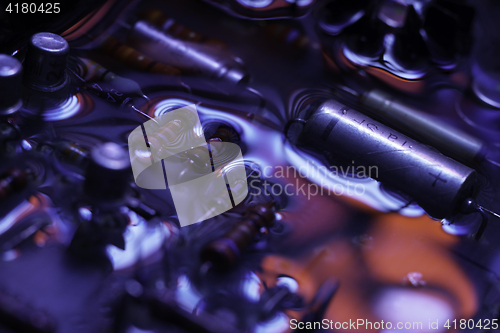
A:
23,32,70,92
300,99,479,219
128,21,248,84
84,142,131,201
0,54,23,115
361,89,485,163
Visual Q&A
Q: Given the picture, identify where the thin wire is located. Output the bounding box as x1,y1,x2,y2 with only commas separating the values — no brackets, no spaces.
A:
130,105,159,125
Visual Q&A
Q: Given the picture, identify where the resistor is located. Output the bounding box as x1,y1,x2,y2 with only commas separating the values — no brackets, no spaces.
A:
100,36,180,76
53,141,89,166
288,99,481,219
201,203,275,269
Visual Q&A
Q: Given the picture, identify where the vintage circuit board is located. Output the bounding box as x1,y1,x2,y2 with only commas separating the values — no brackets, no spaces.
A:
0,0,500,332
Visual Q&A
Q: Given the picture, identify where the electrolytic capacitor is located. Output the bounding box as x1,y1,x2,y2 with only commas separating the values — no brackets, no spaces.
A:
293,99,479,219
0,54,23,115
84,142,131,201
53,140,89,166
22,32,70,92
127,21,249,84
201,203,275,269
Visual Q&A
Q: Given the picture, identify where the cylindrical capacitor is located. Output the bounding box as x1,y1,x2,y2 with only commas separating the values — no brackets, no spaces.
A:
201,203,275,268
298,100,479,219
84,142,131,201
360,89,485,163
0,54,23,115
100,37,180,76
128,21,249,84
23,32,70,92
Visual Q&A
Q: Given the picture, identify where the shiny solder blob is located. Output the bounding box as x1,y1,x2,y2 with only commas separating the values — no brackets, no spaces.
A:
290,99,479,219
201,203,275,269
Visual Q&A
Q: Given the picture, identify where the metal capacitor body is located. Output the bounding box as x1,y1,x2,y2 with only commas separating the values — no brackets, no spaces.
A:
0,54,23,115
361,89,484,163
84,142,131,202
23,32,70,92
300,99,479,219
128,21,249,84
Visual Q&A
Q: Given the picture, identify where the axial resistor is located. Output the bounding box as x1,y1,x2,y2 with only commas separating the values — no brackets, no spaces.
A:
100,36,180,76
54,140,89,165
139,9,226,48
201,203,275,268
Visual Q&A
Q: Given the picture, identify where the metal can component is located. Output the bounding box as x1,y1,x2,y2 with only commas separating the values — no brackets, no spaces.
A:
84,142,131,201
360,89,485,163
0,54,23,115
22,32,70,92
128,21,249,84
298,99,479,219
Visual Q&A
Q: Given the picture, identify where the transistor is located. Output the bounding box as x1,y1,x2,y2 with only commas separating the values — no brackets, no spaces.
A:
84,142,131,202
0,54,23,116
201,202,275,269
286,99,497,222
22,32,70,93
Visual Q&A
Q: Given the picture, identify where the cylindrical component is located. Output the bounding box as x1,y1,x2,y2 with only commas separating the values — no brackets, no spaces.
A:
139,9,226,48
201,203,275,268
0,54,23,115
361,89,485,163
128,21,249,84
84,142,131,201
299,100,479,219
23,32,70,92
100,37,180,76
54,141,89,165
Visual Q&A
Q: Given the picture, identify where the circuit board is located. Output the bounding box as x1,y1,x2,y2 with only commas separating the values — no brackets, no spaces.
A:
0,0,500,332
